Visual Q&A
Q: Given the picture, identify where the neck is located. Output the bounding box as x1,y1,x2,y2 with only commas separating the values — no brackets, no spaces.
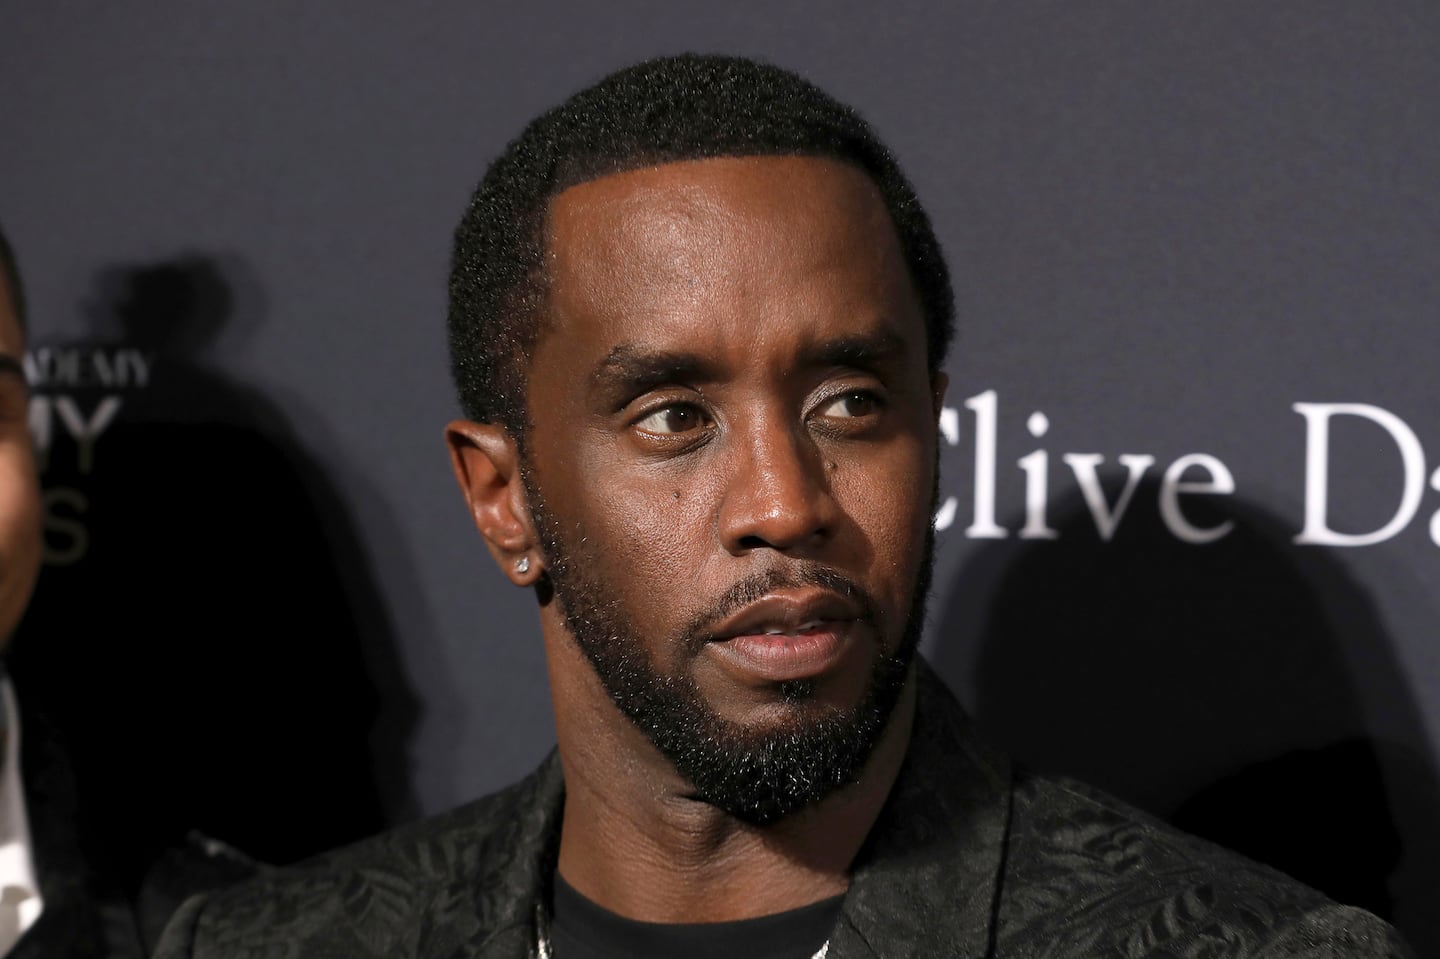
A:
546,623,916,924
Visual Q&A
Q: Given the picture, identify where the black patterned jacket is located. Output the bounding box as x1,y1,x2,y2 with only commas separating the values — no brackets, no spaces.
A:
153,667,1411,958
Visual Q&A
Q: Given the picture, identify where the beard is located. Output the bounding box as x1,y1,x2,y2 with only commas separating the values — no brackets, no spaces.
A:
523,466,935,826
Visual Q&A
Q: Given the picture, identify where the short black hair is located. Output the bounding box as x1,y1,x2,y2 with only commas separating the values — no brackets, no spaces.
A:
447,53,955,436
0,218,25,334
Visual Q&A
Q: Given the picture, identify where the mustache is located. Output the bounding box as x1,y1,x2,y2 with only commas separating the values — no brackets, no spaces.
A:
679,564,881,653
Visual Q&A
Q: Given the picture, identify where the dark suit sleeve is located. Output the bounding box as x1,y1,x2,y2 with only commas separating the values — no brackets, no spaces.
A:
150,894,207,959
1260,905,1414,958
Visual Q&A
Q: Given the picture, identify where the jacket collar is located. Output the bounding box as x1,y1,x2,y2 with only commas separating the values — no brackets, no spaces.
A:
475,661,1013,959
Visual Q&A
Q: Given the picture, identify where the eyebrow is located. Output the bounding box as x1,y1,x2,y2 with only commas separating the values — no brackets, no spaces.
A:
590,328,910,398
591,345,719,396
797,330,908,371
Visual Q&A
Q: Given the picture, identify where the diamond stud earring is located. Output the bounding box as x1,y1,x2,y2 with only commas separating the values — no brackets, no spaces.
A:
515,556,530,575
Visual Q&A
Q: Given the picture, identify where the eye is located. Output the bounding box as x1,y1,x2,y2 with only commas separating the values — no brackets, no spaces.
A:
817,390,882,419
634,403,710,435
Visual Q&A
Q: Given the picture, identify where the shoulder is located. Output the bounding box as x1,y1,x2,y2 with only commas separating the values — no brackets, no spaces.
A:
153,757,561,959
999,771,1412,957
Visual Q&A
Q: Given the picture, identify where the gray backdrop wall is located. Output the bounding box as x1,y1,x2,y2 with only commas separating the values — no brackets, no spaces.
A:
3,1,1437,951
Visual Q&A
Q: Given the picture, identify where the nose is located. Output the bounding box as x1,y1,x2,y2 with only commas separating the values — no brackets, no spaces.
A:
717,422,838,555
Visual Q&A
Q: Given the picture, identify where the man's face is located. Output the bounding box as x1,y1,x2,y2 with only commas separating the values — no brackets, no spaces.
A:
522,155,942,822
0,276,40,649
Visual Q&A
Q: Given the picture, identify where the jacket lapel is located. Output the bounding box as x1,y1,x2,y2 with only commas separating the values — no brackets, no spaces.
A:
467,752,564,959
836,663,1013,959
12,699,113,959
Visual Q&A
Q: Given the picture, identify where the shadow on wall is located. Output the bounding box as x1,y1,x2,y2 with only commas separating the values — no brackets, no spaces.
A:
928,480,1439,953
10,255,417,893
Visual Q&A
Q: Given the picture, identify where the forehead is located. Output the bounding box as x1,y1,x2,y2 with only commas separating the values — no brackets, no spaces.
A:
538,155,919,357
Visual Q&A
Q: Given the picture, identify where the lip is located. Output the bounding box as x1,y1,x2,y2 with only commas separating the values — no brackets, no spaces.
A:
705,590,864,683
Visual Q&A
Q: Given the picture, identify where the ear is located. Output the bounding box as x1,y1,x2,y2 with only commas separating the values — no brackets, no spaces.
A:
445,420,543,587
930,371,950,419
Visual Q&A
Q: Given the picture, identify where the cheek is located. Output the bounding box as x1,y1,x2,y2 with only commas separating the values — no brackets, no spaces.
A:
0,450,42,637
0,448,41,542
576,471,714,577
539,430,710,572
832,437,935,588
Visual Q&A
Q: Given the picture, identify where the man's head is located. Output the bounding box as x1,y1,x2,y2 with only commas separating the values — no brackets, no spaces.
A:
448,54,954,441
447,56,950,823
0,221,42,648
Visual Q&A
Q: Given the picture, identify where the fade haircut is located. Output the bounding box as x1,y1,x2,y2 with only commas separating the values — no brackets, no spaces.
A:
0,219,25,334
447,53,955,438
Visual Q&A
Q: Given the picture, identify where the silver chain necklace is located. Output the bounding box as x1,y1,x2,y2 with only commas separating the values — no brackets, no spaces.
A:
535,904,830,959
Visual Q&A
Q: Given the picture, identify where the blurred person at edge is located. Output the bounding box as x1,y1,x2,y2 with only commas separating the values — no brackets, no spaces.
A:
0,220,256,959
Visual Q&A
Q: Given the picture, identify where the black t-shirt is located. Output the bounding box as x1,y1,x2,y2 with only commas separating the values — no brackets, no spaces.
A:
550,874,842,959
